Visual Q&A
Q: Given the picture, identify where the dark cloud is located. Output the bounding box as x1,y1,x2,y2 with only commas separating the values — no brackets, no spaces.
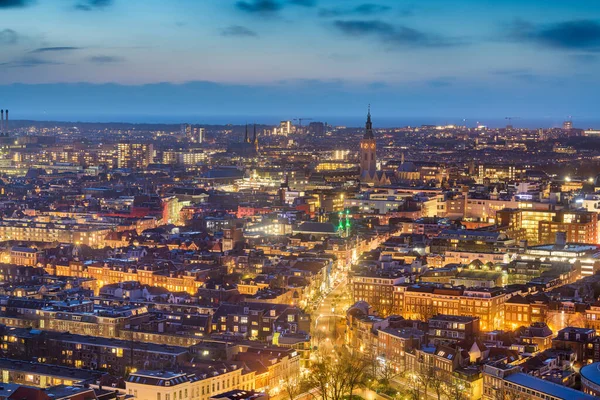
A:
334,20,394,36
333,20,460,48
30,46,81,53
289,0,316,6
354,3,391,15
235,0,282,14
221,25,258,37
0,56,62,68
0,29,19,45
235,0,316,14
320,3,392,18
0,0,32,8
88,55,124,63
507,19,600,51
75,0,112,11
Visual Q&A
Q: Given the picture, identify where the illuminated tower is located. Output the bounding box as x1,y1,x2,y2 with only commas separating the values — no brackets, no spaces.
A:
360,105,376,179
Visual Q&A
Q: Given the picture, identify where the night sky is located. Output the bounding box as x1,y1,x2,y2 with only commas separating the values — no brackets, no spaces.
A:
1,0,600,126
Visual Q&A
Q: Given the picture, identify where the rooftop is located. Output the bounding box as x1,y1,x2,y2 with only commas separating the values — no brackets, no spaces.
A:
580,362,600,384
505,372,596,400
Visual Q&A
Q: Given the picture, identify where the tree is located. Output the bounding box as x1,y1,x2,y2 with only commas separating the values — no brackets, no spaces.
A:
414,363,436,400
365,352,403,388
405,363,435,400
378,358,403,386
428,371,445,400
280,369,308,400
443,377,469,400
405,371,423,400
304,346,370,400
492,386,524,400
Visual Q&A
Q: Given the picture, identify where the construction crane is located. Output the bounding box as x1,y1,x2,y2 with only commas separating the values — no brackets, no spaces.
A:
293,118,313,128
505,116,520,130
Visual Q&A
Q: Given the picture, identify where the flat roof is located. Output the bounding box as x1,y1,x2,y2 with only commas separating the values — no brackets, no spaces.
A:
0,358,104,381
505,372,596,400
580,362,600,384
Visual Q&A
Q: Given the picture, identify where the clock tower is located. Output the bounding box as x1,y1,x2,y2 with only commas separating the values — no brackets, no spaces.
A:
360,106,376,179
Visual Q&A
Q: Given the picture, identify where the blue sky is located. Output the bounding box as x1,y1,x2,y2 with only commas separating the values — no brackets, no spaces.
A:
1,0,600,125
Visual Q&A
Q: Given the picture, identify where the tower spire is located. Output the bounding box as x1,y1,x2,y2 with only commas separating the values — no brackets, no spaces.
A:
252,124,257,144
244,124,249,143
364,104,374,139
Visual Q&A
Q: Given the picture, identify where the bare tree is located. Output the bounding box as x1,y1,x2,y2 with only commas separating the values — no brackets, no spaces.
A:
491,385,524,400
405,372,423,400
378,358,403,386
280,368,306,400
443,377,469,400
429,371,445,400
405,363,435,400
304,346,370,400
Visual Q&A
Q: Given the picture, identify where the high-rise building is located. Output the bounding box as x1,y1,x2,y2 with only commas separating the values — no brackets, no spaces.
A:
182,124,204,143
360,106,376,180
189,126,204,143
196,127,205,143
0,109,8,137
117,142,154,169
308,121,325,136
279,121,292,136
181,123,191,137
563,120,573,130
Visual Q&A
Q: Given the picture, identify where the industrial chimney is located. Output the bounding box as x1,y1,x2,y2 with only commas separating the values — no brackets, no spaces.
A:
5,110,8,134
0,110,3,133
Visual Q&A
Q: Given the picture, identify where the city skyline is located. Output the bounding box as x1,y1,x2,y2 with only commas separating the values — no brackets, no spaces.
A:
1,0,600,121
2,2,600,400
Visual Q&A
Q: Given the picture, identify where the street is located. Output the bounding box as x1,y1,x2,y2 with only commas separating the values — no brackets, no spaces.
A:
310,276,351,351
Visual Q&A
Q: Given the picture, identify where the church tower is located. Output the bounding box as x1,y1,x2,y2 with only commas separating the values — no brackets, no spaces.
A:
360,106,376,179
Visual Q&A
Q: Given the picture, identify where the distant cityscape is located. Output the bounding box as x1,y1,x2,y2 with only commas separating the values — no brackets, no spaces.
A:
0,106,597,400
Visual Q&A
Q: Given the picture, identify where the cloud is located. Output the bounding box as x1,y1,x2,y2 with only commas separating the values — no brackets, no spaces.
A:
221,25,258,37
320,3,392,18
235,0,282,14
333,19,460,48
30,46,81,53
289,0,316,6
354,3,391,15
235,0,316,15
88,55,124,63
507,19,600,51
490,68,560,84
75,0,112,11
0,56,62,68
334,20,394,36
0,0,32,8
0,29,19,45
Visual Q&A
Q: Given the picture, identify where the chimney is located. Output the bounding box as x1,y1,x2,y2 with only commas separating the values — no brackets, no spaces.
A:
1,110,3,132
5,110,7,133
